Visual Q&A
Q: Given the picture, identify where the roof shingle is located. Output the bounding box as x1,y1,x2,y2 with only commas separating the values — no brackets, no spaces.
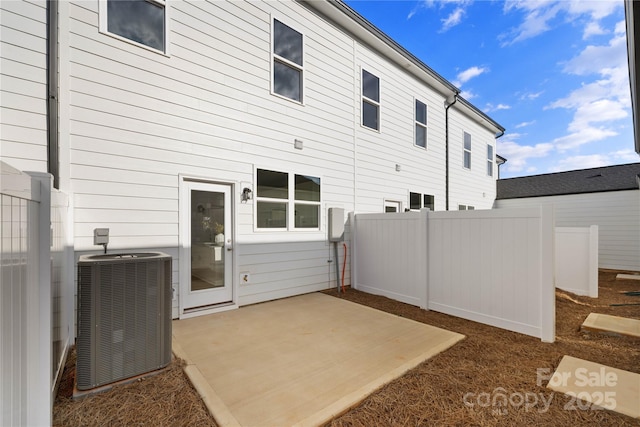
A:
496,163,640,200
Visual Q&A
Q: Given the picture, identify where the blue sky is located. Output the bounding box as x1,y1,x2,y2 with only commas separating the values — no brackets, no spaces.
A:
344,0,640,178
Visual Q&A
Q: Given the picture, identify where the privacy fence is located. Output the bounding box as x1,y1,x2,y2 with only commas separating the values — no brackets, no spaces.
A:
350,207,556,342
555,226,598,298
1,162,73,426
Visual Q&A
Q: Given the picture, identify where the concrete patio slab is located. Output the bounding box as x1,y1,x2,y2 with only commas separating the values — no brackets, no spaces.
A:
581,313,640,338
548,355,640,419
172,292,464,427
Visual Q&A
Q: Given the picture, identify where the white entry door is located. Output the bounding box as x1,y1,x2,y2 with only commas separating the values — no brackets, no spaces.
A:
182,181,233,310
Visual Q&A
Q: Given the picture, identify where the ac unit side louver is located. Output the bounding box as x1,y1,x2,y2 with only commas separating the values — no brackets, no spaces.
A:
76,252,172,390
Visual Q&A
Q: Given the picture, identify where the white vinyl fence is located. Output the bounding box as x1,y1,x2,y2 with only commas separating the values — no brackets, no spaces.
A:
1,162,73,426
351,207,555,342
555,226,598,297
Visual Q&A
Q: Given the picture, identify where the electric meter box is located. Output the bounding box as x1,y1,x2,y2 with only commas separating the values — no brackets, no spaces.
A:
328,207,345,242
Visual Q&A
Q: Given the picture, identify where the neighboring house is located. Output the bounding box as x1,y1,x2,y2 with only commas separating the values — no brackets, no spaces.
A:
495,163,640,271
1,0,504,320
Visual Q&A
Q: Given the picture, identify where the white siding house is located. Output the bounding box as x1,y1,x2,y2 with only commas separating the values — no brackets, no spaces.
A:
495,163,640,271
2,0,504,320
1,0,505,419
1,0,49,172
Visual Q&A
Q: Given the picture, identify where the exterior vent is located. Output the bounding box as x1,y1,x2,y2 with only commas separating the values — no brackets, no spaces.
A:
76,252,172,390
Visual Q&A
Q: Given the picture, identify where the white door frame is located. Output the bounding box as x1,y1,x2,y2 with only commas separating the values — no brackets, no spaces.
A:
179,176,238,319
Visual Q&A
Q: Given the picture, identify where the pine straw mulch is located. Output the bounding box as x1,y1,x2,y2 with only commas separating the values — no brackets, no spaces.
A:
54,269,640,426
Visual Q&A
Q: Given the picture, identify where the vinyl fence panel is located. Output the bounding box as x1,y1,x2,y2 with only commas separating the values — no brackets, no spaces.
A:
555,226,598,297
352,207,555,342
428,207,555,342
351,211,427,308
0,164,51,426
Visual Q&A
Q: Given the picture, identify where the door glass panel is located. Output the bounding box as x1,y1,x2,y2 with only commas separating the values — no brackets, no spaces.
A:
191,190,225,291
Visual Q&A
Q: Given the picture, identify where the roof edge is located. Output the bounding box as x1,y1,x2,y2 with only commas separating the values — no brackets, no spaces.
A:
496,186,640,201
497,162,640,182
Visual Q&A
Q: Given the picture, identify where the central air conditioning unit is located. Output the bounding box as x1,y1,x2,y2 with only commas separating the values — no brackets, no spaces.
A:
76,252,172,390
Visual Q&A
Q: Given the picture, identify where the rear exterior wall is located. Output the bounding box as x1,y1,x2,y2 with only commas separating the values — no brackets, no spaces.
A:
54,0,500,312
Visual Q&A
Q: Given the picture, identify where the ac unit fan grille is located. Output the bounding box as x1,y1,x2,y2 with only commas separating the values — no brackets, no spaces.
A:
76,253,171,390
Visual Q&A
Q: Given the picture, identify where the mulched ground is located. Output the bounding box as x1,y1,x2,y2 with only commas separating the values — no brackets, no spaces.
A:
54,269,640,426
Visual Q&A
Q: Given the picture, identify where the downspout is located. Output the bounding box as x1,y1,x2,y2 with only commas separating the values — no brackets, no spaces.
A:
444,92,458,211
47,0,59,189
494,131,506,179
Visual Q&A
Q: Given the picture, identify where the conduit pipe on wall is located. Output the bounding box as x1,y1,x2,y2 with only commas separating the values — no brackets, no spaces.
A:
47,0,60,189
444,92,459,211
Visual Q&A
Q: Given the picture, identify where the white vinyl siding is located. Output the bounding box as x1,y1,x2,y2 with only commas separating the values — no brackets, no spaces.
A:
354,43,450,213
66,0,355,309
495,190,640,271
0,0,48,172
447,106,498,210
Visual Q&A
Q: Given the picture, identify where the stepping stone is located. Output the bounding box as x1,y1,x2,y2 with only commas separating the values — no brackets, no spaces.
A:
547,355,640,419
617,273,640,281
581,313,640,338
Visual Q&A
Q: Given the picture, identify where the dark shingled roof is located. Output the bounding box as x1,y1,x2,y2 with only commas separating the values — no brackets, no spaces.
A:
496,163,640,200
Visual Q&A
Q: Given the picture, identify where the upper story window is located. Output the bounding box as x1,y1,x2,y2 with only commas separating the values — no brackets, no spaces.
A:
102,0,167,53
415,100,427,148
463,132,472,169
362,69,380,130
256,169,320,230
272,19,303,103
410,192,435,211
487,144,494,177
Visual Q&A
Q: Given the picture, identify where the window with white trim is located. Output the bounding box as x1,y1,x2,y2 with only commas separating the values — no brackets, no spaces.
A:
272,19,303,103
102,0,167,53
458,204,475,210
384,200,401,213
256,169,320,229
362,69,380,130
463,132,472,169
415,100,427,148
409,192,434,211
487,144,494,176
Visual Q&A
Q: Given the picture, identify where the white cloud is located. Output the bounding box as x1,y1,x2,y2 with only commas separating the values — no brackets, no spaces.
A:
550,154,610,172
459,89,476,100
551,126,618,152
497,135,554,173
484,103,511,112
407,0,470,21
499,2,563,46
583,21,606,39
440,7,465,32
500,1,622,46
551,150,640,172
519,91,544,101
561,34,627,76
515,120,536,128
545,28,630,152
609,149,640,163
452,66,488,87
